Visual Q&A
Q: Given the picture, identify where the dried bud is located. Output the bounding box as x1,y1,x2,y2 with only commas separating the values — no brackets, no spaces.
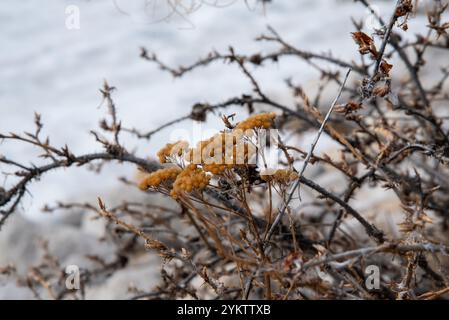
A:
373,84,391,97
249,54,263,65
395,0,413,18
190,103,209,122
335,101,363,115
380,60,393,77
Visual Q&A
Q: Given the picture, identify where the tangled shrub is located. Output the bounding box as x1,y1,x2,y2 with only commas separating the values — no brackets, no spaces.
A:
1,0,449,300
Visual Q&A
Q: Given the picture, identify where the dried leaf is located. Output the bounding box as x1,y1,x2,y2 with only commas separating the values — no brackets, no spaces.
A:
351,31,378,58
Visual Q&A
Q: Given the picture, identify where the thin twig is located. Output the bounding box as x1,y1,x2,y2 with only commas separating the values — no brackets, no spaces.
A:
371,0,401,79
265,68,352,241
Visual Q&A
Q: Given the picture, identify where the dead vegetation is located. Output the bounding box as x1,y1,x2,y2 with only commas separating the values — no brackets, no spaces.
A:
1,0,449,300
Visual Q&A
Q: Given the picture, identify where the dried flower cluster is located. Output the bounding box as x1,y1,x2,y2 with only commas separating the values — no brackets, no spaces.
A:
157,140,189,163
260,169,299,184
138,167,182,190
170,164,210,198
140,112,276,198
235,112,276,131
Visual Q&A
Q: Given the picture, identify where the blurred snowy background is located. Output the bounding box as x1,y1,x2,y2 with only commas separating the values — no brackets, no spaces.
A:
0,0,440,298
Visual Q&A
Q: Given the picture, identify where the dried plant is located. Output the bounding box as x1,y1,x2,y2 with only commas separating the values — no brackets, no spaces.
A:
1,0,449,300
112,0,271,26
